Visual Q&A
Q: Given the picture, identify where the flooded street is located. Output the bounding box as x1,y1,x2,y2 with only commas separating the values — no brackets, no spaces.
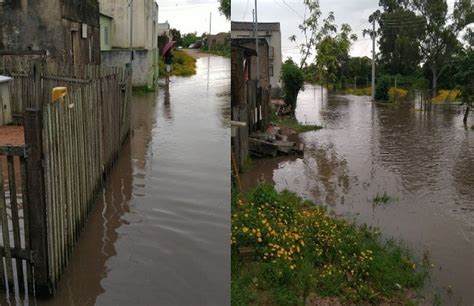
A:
242,85,474,305
0,54,230,305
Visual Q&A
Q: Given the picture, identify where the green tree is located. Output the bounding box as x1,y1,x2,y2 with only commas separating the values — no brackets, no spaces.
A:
219,0,230,20
411,0,463,96
281,59,305,115
289,0,322,68
314,13,357,89
169,28,182,45
377,8,426,76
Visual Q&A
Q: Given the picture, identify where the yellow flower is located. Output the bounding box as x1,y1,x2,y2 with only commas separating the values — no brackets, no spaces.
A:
258,238,262,242
242,227,249,233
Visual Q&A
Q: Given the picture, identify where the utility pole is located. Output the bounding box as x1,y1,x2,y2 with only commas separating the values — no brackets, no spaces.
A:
208,12,212,49
255,0,259,84
371,18,376,101
129,0,134,63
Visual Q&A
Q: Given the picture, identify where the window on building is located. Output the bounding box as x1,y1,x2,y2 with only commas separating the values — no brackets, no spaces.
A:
270,64,274,77
270,46,275,58
104,27,109,46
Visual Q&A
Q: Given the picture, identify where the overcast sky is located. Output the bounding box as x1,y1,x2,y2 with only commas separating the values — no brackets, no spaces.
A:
157,0,230,35
231,0,457,63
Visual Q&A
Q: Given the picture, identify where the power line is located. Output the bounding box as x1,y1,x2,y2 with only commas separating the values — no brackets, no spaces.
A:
280,0,304,20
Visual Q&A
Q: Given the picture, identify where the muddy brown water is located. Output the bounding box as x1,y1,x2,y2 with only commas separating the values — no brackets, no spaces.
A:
242,85,474,305
0,55,230,305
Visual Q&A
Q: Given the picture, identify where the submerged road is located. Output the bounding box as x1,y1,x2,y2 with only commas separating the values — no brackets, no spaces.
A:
0,52,230,305
242,85,474,305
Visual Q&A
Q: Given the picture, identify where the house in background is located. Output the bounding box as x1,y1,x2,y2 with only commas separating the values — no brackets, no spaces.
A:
231,22,282,97
0,0,100,65
99,0,158,88
208,32,229,48
158,21,171,53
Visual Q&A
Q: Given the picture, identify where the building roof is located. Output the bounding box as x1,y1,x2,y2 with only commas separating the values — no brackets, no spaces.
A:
99,13,113,19
231,21,280,32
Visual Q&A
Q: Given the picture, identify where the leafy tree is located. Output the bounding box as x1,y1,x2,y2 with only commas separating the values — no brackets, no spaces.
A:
314,13,357,88
219,0,230,20
181,32,200,48
377,9,425,76
289,0,322,68
169,28,182,45
411,0,464,96
281,59,305,115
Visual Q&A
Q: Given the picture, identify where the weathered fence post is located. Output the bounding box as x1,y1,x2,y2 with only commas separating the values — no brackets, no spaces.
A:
24,108,51,296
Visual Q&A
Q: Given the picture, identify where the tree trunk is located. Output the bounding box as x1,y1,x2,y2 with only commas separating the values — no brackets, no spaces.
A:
463,105,470,125
432,67,438,98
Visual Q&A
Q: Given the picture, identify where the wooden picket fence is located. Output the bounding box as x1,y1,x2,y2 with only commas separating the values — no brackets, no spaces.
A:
0,56,132,296
0,146,33,293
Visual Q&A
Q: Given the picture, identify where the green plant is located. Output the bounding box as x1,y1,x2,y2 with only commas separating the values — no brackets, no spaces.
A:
158,50,197,78
375,75,391,102
373,192,397,205
281,59,305,115
270,112,322,133
232,184,427,304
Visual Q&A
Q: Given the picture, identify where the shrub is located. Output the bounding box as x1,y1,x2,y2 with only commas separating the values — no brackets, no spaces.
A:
375,75,391,101
281,59,305,114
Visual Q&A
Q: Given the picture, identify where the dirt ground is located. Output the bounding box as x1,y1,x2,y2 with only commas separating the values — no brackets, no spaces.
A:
0,126,25,146
181,48,214,59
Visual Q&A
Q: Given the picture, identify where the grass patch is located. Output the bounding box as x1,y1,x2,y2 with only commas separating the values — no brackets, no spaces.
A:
201,45,231,57
232,184,427,305
270,113,322,133
343,87,372,96
373,192,398,205
132,86,155,95
158,49,197,78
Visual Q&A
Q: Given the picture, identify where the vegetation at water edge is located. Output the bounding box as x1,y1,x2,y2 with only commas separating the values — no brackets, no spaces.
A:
270,113,322,133
159,50,197,77
232,184,427,305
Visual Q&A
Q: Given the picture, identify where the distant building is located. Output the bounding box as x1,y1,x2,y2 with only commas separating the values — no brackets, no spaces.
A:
0,0,101,65
157,22,171,54
208,32,229,48
231,22,282,97
99,0,158,88
157,22,171,37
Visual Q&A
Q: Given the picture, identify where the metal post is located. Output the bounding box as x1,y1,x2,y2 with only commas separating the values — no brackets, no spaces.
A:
255,0,259,84
129,0,134,63
208,12,212,49
371,19,376,101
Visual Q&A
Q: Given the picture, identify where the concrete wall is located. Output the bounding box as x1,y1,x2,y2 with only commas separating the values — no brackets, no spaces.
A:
101,48,157,88
100,0,157,50
0,0,100,65
99,0,158,87
232,29,282,96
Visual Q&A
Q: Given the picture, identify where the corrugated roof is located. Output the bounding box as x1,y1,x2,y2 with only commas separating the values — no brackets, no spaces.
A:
231,21,280,32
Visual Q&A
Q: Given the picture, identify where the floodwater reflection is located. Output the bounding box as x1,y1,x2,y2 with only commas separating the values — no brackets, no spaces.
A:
0,54,230,305
242,84,474,305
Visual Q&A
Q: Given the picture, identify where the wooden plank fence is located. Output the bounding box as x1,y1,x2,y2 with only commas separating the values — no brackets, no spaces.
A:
0,57,132,296
0,145,33,294
231,80,271,171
